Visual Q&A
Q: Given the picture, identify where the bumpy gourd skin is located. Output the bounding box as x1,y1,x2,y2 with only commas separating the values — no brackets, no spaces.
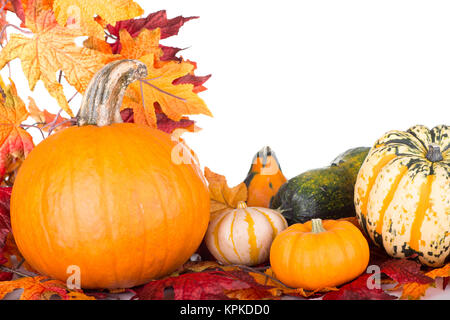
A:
271,147,369,224
10,123,210,289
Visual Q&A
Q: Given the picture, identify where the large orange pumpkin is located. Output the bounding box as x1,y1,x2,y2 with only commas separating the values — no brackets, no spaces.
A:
10,60,210,289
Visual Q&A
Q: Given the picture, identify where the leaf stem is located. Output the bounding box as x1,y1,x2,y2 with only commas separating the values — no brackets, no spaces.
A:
67,91,78,104
19,124,46,140
141,79,186,102
46,117,77,137
0,23,32,45
229,264,297,290
0,265,36,278
41,109,63,131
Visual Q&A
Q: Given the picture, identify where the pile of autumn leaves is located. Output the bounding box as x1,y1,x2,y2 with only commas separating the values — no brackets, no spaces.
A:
0,0,210,185
0,0,448,301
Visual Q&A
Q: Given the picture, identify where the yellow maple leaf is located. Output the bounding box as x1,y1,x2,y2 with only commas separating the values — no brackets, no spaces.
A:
0,5,117,117
52,0,143,38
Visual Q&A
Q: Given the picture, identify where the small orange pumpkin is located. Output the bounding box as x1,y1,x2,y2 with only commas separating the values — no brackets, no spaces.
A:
205,201,287,266
10,60,210,289
244,146,287,208
270,219,370,290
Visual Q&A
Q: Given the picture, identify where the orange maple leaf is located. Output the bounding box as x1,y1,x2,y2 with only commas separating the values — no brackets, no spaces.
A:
0,276,95,300
0,1,117,117
20,0,54,13
0,78,33,182
52,0,143,38
119,28,161,60
83,35,113,54
27,97,72,133
129,53,212,127
103,28,211,127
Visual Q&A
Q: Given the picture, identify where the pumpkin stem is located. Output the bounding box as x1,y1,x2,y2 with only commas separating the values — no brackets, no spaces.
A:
77,59,148,127
311,219,326,233
425,144,443,162
237,201,248,209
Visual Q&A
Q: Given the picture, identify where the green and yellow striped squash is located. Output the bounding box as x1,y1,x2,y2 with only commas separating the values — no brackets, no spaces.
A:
355,124,449,267
205,202,288,266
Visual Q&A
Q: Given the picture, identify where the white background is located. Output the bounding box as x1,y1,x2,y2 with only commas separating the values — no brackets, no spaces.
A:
5,0,449,185
2,0,449,300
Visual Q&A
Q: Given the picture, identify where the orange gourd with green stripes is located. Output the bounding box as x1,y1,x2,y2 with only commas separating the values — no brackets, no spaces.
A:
354,125,449,267
205,201,288,266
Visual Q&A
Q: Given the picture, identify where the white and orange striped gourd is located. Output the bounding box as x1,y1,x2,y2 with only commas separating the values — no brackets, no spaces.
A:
354,125,449,267
205,201,288,266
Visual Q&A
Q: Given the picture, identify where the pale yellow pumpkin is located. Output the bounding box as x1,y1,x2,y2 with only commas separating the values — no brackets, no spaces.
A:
355,125,449,267
205,202,288,266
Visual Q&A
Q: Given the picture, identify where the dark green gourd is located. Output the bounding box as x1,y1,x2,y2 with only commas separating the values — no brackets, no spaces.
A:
270,147,370,224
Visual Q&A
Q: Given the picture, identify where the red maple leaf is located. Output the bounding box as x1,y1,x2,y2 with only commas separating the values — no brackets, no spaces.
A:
381,259,434,285
160,46,183,62
106,10,197,54
0,186,12,248
2,0,25,22
132,270,274,300
322,274,397,300
0,187,12,281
